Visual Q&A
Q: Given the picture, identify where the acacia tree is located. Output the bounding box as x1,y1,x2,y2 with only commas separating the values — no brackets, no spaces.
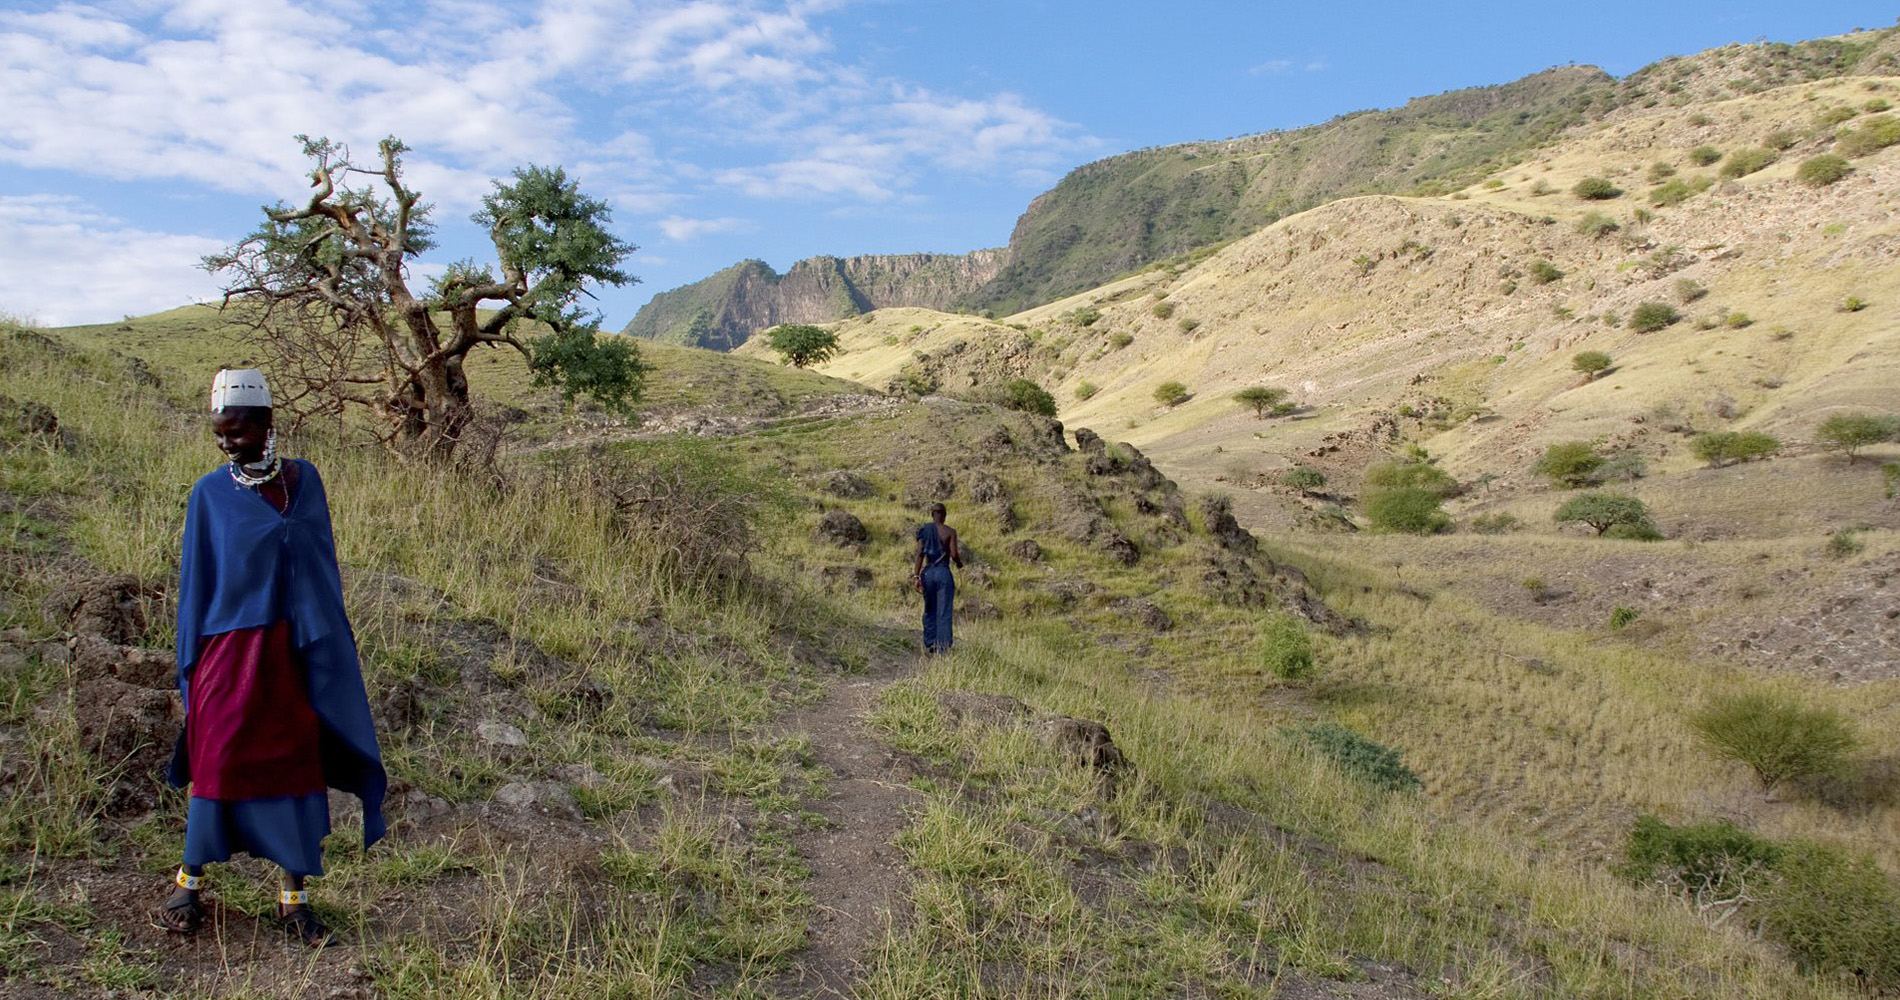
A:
206,136,646,458
1233,386,1290,418
766,324,839,367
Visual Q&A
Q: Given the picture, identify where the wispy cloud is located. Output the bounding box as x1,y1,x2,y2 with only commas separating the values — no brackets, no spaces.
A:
656,215,751,242
0,1,1095,321
0,195,224,326
1248,57,1329,75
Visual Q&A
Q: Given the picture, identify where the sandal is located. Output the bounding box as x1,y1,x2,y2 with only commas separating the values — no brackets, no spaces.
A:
153,870,204,935
277,890,331,948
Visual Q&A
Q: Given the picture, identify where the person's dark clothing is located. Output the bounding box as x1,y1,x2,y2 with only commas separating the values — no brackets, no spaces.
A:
917,522,955,653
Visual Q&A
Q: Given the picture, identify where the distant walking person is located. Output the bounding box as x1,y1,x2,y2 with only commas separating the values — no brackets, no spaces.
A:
154,369,386,947
911,502,965,654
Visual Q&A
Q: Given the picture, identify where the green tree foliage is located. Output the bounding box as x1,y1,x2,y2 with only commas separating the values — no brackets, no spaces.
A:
1232,386,1290,418
1364,458,1459,497
1282,465,1326,496
1575,211,1620,238
1628,301,1681,332
1689,691,1858,791
1532,441,1603,487
1554,492,1655,536
1688,145,1723,166
205,135,639,458
766,324,840,367
1259,616,1315,680
1365,486,1450,534
529,327,650,415
1073,380,1099,400
1152,381,1190,407
1719,147,1779,178
1528,259,1564,284
1690,431,1780,467
1288,723,1421,792
989,378,1057,417
1621,815,1782,901
1572,176,1623,200
1571,350,1612,379
1796,154,1852,186
1835,113,1900,157
1762,842,1900,988
1816,412,1900,462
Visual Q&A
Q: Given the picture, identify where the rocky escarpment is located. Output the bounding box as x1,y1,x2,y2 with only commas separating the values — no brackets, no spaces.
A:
625,250,1005,350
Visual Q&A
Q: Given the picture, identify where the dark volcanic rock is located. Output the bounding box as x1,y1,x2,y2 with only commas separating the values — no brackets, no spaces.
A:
814,510,870,548
1006,539,1044,562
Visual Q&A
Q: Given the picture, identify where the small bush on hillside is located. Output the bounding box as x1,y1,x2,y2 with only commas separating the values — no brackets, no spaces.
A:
1621,815,1782,905
1691,431,1780,467
1365,487,1450,534
1532,441,1603,487
1576,212,1620,238
1573,176,1623,200
1725,311,1753,328
1289,723,1421,793
1793,154,1854,188
1151,301,1175,319
1841,296,1868,312
1528,259,1564,284
1835,113,1900,157
1648,175,1712,207
1883,462,1900,500
1762,128,1799,150
1074,380,1099,400
1816,106,1858,128
1282,465,1326,496
1609,606,1640,630
1816,412,1900,462
1364,460,1458,497
1673,277,1707,304
1688,145,1723,166
1469,512,1520,534
1109,331,1134,350
1646,161,1677,183
1720,147,1779,178
1598,450,1648,483
1572,350,1612,379
1555,492,1655,537
987,378,1057,417
1072,306,1102,327
1177,317,1202,334
1689,691,1858,791
1629,301,1681,333
1760,842,1900,989
1604,518,1665,541
1152,381,1189,407
1259,616,1316,680
1869,98,1894,113
1826,529,1864,558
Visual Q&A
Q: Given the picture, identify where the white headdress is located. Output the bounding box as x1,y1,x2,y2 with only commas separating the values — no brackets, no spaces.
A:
210,368,271,412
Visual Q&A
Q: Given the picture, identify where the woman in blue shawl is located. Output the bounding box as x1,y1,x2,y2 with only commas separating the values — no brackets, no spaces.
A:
154,369,385,946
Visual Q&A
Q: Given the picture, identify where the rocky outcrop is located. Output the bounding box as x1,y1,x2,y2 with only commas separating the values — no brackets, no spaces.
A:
625,250,1006,350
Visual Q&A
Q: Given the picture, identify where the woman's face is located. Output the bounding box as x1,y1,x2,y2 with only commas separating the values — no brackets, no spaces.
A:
211,410,270,465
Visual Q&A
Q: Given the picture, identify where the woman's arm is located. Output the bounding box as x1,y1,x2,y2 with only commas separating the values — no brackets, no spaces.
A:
948,530,964,569
911,531,925,591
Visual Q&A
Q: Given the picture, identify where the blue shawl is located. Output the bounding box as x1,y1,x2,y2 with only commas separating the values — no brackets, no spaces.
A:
172,458,386,848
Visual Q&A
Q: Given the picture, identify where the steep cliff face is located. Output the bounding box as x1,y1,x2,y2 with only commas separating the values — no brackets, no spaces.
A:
624,250,1004,350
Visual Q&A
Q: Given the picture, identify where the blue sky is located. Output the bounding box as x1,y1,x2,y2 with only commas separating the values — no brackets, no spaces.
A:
1,1,1894,327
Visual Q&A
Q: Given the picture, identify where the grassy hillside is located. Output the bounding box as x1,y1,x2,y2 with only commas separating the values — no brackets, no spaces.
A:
3,315,1894,997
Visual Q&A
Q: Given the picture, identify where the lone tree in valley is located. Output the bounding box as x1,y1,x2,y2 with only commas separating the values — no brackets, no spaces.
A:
1153,381,1190,407
1815,412,1900,463
1571,350,1612,380
1233,386,1291,418
206,136,646,459
767,324,840,368
1555,492,1656,536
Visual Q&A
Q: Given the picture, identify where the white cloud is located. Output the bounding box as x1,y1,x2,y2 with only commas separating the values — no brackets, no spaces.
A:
0,195,224,325
655,215,750,241
1249,57,1328,76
